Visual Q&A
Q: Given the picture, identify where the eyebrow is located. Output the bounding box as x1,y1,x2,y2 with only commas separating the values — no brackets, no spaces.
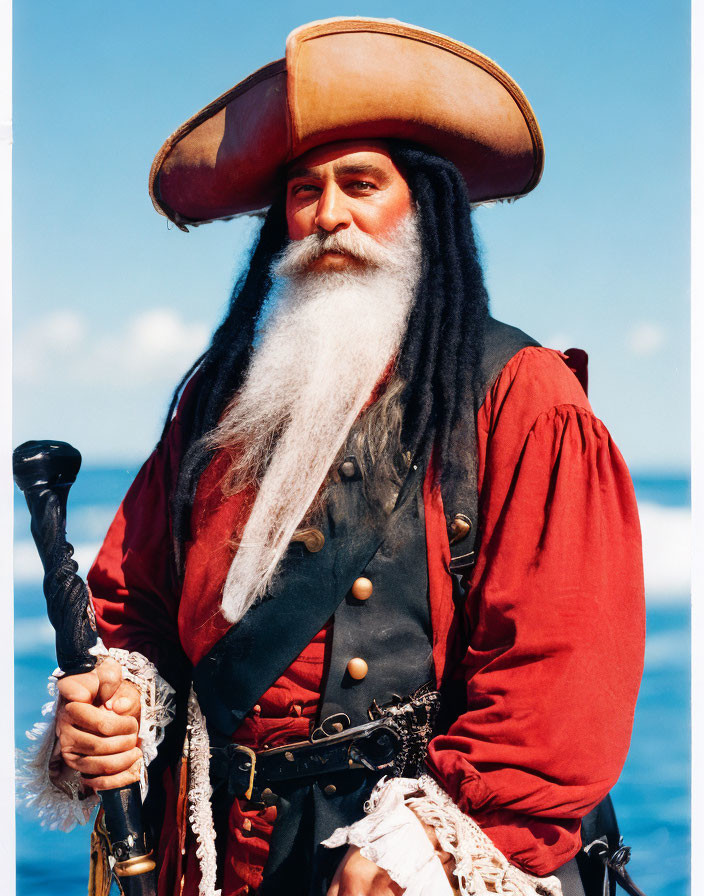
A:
286,162,390,181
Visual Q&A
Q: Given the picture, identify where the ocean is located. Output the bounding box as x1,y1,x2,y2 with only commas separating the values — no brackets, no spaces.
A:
13,468,691,895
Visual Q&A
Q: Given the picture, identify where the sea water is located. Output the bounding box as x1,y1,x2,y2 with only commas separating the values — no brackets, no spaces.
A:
13,469,691,895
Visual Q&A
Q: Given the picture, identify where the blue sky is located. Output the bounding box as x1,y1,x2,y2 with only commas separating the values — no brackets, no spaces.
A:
12,0,690,470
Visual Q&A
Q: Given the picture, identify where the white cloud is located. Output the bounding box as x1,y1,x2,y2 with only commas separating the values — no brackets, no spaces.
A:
627,321,666,357
14,307,210,388
14,310,87,384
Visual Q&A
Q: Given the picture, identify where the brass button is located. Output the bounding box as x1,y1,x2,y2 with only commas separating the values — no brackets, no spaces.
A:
347,657,368,680
252,704,261,715
351,577,373,601
324,784,337,796
291,527,325,552
340,460,356,479
448,513,472,545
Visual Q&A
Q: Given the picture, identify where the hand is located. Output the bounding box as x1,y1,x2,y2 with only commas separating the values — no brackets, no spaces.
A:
325,811,457,896
327,846,404,896
56,657,142,791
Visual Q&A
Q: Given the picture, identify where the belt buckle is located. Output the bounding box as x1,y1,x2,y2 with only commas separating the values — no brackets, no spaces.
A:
231,745,257,801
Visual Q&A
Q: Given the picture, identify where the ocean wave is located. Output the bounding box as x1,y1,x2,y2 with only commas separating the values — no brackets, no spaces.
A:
12,500,691,602
14,617,55,654
644,629,690,669
14,541,101,586
638,502,690,602
14,504,116,543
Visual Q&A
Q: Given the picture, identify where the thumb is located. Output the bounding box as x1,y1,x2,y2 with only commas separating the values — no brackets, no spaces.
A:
95,658,125,706
56,668,101,704
105,680,141,719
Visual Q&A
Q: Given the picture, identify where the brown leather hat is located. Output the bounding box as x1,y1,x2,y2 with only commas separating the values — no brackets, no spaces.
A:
149,17,544,229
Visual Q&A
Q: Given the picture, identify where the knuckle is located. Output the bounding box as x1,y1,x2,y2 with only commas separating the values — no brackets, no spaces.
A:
99,660,123,684
126,682,142,705
96,717,113,737
64,701,84,721
130,747,143,765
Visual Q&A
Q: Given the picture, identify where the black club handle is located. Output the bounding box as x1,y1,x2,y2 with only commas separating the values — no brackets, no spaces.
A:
13,440,97,675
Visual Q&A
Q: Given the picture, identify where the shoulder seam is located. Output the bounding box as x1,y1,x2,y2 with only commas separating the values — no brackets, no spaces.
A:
523,402,601,441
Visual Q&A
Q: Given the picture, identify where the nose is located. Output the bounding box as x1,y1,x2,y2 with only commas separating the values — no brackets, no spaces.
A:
314,182,352,234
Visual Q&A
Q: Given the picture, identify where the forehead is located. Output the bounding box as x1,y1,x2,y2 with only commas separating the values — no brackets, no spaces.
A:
286,140,403,178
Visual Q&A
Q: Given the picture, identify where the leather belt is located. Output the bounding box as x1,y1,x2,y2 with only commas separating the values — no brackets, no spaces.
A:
209,687,441,803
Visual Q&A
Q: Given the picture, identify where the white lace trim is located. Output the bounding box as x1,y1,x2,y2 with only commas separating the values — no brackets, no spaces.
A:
104,642,176,775
323,775,563,896
16,680,99,831
323,775,454,895
185,687,221,896
16,640,176,832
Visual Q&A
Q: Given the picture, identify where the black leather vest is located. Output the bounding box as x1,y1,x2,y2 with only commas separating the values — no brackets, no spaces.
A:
320,457,433,726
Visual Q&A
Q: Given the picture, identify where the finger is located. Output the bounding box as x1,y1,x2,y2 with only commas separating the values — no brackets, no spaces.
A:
63,746,143,776
84,757,143,792
105,681,141,718
56,670,101,704
64,702,139,737
96,658,124,706
59,727,138,757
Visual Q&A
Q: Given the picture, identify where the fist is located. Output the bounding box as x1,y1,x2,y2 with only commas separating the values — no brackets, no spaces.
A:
56,657,142,791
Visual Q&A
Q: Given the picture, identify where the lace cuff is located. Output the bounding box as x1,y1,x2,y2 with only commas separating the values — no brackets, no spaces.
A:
16,640,176,832
322,775,562,896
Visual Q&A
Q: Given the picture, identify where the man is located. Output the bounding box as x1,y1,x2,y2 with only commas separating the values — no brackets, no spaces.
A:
27,18,645,896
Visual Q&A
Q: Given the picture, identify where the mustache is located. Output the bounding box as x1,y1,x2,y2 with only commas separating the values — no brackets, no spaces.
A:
271,226,405,279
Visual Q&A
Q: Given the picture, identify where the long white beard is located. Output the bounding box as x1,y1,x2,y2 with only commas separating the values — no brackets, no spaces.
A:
212,214,422,624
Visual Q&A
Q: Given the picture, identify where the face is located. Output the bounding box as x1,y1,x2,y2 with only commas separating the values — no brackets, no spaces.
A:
285,140,413,273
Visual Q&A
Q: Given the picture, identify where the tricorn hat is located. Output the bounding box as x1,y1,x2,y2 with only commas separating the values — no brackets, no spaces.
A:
149,17,544,229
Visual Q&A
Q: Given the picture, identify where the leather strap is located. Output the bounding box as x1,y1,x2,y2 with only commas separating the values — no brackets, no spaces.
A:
442,317,539,575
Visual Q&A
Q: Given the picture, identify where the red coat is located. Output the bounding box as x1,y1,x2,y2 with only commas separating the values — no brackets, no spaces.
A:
89,346,645,895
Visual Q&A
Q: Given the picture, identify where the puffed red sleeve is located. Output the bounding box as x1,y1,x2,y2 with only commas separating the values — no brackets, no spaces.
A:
425,347,645,875
87,391,191,688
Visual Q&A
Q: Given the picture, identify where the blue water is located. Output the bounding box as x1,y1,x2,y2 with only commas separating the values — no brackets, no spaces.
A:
14,470,690,895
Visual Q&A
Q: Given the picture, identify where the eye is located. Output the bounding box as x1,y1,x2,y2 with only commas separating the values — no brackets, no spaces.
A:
290,183,321,197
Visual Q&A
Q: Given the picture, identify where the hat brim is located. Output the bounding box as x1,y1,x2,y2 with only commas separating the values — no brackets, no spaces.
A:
150,18,544,228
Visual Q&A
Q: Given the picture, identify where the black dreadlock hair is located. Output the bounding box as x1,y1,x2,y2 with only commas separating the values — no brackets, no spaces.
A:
388,142,489,484
164,142,489,570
